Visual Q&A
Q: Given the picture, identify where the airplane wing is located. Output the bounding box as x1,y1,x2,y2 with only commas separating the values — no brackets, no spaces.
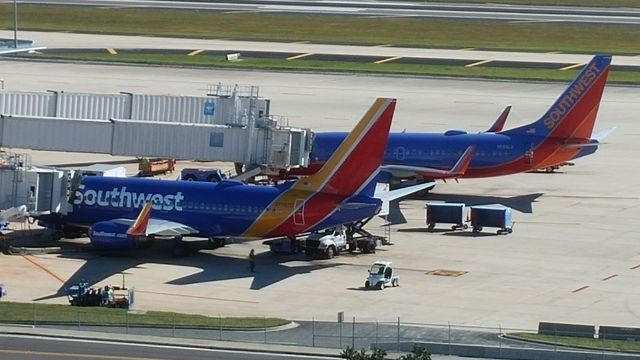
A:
381,145,475,180
113,218,197,236
374,181,436,218
485,105,511,133
0,46,46,55
112,202,197,236
374,182,436,203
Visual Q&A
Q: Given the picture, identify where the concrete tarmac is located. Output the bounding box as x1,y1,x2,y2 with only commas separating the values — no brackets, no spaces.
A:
1,59,639,331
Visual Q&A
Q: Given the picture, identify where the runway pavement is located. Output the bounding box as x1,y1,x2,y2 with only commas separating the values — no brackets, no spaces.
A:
1,59,640,332
6,0,640,24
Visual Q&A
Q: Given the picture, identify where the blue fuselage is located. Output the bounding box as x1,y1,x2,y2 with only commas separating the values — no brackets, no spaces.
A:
58,176,380,238
312,131,596,178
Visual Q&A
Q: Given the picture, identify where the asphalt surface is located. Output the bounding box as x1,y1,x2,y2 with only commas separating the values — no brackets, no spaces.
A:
5,0,640,24
0,329,499,360
0,333,335,360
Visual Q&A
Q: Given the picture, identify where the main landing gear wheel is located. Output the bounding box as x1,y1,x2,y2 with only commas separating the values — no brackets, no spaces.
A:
208,237,226,249
172,242,190,257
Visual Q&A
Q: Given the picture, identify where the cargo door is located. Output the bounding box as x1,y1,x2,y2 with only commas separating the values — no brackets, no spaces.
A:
524,143,534,164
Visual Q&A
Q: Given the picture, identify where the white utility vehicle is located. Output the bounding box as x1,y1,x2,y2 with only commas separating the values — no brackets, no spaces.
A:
365,261,399,290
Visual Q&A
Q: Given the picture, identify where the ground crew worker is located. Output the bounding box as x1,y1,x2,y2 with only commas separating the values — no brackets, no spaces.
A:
249,249,256,273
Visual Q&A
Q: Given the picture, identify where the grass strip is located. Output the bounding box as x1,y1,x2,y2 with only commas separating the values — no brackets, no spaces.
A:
510,333,640,353
21,51,640,84
1,5,640,54
0,301,288,328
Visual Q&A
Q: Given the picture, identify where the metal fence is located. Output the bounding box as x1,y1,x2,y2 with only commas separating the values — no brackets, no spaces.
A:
1,308,636,359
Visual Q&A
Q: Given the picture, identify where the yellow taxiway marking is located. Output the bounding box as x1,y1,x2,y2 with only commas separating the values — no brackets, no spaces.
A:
373,44,393,47
286,52,314,60
291,40,310,44
106,48,117,55
465,59,492,67
187,49,204,56
460,47,476,51
138,290,259,304
21,255,66,283
560,62,585,71
546,50,563,54
374,56,402,64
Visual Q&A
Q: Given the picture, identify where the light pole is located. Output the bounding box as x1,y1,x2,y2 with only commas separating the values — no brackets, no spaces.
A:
13,0,18,48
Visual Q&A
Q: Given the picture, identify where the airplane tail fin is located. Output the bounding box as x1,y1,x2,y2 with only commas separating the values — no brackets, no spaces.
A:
307,97,396,197
485,105,511,133
127,202,152,236
501,55,611,140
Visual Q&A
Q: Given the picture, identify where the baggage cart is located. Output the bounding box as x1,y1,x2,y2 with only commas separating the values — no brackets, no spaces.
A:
470,205,513,234
426,202,467,230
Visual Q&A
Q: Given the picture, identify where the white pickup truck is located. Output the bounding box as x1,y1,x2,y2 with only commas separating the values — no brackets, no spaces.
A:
304,225,379,259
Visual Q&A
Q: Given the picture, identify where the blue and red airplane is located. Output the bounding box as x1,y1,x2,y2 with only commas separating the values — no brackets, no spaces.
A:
39,97,430,252
302,55,614,182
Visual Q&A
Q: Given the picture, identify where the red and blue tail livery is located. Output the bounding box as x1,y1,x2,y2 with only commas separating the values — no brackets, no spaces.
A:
309,55,613,181
39,98,398,251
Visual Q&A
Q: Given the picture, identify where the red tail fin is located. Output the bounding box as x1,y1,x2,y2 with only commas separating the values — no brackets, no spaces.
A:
485,106,511,133
502,55,611,140
307,97,396,196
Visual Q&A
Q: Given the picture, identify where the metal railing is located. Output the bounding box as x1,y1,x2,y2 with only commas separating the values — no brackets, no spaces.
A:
1,309,636,358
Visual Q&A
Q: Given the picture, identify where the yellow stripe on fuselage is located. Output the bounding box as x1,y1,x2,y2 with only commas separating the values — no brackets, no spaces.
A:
242,98,388,236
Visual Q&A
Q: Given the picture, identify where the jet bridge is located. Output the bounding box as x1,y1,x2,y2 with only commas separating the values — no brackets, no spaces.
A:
0,151,70,216
0,85,312,173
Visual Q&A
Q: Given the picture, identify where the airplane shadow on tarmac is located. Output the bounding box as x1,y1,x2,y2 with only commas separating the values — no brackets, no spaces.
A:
411,192,544,214
395,192,542,234
32,239,338,301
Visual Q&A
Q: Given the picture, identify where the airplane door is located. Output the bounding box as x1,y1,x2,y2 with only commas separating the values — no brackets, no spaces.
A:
294,199,305,225
394,146,406,161
524,143,534,164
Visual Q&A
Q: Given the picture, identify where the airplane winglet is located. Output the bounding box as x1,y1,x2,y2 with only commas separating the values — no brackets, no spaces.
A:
447,145,475,177
127,202,152,236
485,105,511,133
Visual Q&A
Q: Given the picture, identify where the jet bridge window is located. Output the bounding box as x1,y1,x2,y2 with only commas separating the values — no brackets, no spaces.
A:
209,132,224,147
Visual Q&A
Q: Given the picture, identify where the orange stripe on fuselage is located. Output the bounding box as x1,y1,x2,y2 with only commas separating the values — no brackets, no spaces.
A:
241,98,392,237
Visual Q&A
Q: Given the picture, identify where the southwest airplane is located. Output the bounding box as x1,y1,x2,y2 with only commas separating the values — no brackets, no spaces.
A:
39,98,427,253
304,55,613,181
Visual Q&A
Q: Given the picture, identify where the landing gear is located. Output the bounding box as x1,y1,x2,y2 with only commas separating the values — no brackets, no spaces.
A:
208,237,226,249
172,236,189,257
